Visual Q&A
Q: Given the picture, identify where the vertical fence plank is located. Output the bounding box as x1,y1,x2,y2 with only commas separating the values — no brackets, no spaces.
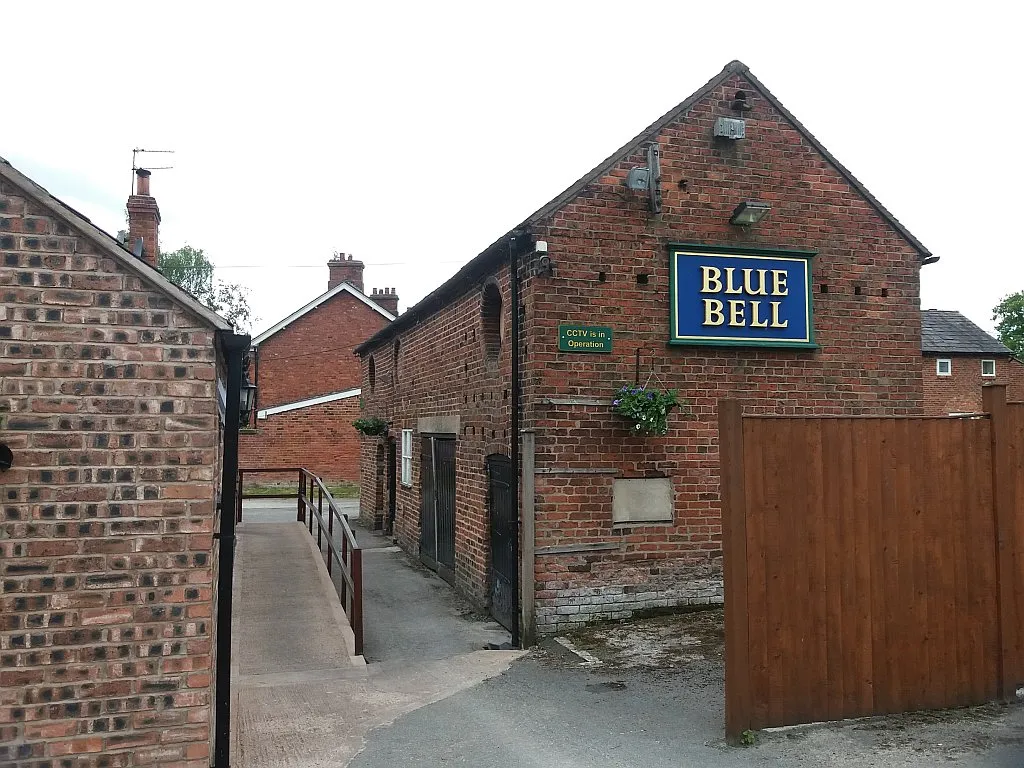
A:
720,400,751,739
984,385,1014,698
763,417,789,727
867,418,892,714
802,418,828,724
1006,404,1024,688
822,419,847,720
848,419,875,716
745,418,770,728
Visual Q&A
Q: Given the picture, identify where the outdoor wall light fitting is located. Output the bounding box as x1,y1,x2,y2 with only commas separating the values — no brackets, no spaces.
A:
730,201,771,226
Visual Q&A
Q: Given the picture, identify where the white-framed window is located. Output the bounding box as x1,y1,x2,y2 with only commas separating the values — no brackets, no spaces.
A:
982,359,996,377
936,358,952,376
401,429,413,486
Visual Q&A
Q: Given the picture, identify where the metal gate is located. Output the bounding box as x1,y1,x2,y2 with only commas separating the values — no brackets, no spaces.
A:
420,436,456,582
487,454,517,632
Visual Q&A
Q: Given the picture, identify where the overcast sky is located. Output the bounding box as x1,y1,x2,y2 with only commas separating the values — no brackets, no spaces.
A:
4,1,1020,336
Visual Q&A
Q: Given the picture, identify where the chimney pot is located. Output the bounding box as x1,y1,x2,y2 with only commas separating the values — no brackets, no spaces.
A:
135,168,152,196
127,169,160,267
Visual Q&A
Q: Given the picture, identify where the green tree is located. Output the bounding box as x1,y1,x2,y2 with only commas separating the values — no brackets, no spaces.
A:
158,244,255,332
993,292,1024,356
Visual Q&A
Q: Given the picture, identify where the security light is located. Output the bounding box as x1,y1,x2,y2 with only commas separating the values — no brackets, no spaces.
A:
730,201,771,226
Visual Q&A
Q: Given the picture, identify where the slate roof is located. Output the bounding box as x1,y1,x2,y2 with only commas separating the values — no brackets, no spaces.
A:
356,59,935,356
921,310,1011,356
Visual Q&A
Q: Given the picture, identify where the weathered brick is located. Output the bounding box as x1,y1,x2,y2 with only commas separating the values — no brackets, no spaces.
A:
2,162,219,765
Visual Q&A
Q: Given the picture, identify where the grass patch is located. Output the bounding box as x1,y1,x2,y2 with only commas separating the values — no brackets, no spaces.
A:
244,481,360,499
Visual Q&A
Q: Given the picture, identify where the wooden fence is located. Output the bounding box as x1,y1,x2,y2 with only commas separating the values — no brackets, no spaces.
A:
721,385,1024,738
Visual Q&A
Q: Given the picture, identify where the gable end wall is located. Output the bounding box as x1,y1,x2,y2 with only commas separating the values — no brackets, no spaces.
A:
0,181,219,767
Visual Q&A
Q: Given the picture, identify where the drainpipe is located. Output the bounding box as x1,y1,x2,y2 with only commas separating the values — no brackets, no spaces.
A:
214,330,250,767
509,232,525,649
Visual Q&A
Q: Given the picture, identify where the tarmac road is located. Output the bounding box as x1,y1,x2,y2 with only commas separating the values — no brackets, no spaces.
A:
348,620,1024,768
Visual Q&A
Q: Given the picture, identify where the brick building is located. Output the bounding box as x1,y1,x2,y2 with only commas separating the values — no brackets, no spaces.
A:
356,60,935,641
921,309,1024,413
238,254,396,483
0,159,245,766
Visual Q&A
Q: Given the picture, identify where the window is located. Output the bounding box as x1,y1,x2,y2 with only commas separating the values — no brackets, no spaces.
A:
401,429,413,486
937,358,952,376
982,359,996,377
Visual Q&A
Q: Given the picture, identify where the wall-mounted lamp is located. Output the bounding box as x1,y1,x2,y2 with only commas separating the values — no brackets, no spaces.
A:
240,354,257,428
240,375,256,428
730,201,771,226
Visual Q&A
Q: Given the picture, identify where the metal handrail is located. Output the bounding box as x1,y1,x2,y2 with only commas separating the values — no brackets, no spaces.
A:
237,466,363,656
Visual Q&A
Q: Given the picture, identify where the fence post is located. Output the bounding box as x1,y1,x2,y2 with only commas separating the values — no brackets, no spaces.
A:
297,471,305,523
235,469,243,523
352,548,363,657
341,534,349,606
983,384,1016,698
327,500,334,576
720,399,751,740
317,486,323,550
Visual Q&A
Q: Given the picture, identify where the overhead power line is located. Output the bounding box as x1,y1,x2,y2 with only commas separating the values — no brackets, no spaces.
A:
215,260,468,269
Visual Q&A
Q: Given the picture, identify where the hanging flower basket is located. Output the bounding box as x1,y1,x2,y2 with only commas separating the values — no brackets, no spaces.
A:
352,416,389,436
612,385,680,436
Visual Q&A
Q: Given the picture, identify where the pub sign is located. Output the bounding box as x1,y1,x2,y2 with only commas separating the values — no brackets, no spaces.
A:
669,244,816,348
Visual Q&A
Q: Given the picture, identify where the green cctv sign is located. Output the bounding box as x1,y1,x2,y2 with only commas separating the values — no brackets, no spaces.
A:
558,325,613,353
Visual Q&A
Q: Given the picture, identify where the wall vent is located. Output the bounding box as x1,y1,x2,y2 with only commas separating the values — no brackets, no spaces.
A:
714,117,746,140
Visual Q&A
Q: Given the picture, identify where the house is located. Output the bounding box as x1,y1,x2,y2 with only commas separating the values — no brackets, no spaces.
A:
355,60,935,642
921,309,1024,413
0,160,246,766
238,255,396,484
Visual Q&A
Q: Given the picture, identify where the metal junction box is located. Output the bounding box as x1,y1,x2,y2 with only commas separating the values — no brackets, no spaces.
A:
714,117,746,140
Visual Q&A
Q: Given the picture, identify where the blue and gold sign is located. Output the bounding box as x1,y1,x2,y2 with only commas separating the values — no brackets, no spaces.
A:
669,244,816,348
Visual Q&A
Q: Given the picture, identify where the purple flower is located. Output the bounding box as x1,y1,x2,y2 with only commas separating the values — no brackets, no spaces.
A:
613,399,621,406
647,392,654,400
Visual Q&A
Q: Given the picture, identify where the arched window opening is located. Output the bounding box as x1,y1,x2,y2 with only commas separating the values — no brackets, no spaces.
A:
481,282,502,368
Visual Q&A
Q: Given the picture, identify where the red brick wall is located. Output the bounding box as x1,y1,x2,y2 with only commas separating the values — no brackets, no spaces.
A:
254,291,389,410
922,354,1024,414
360,70,926,633
360,275,512,605
0,180,219,765
239,396,361,483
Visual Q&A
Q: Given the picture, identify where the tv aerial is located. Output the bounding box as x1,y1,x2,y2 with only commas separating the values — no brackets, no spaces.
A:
130,148,175,194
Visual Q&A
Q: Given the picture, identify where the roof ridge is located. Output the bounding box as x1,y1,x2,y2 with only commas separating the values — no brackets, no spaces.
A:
356,60,933,354
252,280,395,346
0,155,232,332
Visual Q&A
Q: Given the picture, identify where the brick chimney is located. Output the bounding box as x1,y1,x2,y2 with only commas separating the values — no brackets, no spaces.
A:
328,253,364,293
371,287,399,316
126,169,161,268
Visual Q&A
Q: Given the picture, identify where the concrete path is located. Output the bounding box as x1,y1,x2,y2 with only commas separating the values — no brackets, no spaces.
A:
231,500,522,767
